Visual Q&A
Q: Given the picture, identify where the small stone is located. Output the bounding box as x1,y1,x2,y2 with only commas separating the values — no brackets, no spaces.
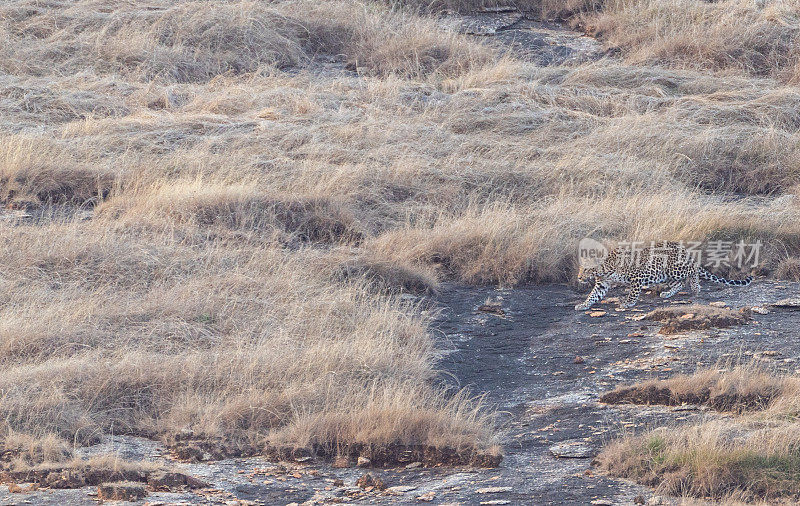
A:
97,482,148,501
752,306,770,314
183,475,208,489
549,440,595,458
679,313,695,319
772,297,800,308
480,501,511,505
475,5,517,12
589,311,607,317
46,470,86,488
333,479,344,487
476,486,512,493
294,456,311,463
709,301,727,307
477,302,504,315
148,472,184,490
590,500,613,506
574,356,585,364
634,495,646,505
357,456,371,467
416,491,436,502
340,488,362,498
405,462,422,469
356,473,385,491
386,485,417,495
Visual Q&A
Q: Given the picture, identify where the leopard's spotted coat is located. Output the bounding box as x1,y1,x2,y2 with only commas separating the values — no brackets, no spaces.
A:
575,241,752,310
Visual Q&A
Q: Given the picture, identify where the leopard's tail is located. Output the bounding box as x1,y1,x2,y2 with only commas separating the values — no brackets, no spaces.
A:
698,267,753,286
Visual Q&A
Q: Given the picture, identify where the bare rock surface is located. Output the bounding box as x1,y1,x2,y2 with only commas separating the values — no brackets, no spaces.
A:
446,11,523,35
549,440,596,458
442,11,605,65
773,297,800,308
6,280,798,504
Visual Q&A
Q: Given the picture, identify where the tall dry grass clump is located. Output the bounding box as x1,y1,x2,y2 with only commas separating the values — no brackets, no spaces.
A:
598,366,800,500
0,0,494,82
0,0,506,466
601,420,800,500
0,135,114,207
0,222,496,459
564,0,800,83
96,179,365,245
387,0,800,86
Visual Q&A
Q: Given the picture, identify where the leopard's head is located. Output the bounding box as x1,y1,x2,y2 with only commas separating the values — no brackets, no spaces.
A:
576,265,598,284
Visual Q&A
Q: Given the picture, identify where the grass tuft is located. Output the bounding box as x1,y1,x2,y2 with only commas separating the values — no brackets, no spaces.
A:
598,366,800,500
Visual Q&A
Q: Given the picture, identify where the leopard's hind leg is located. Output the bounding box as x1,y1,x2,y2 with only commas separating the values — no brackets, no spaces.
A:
688,266,701,295
659,279,683,299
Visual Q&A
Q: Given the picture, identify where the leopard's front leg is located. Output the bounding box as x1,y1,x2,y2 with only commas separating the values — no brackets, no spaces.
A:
620,277,643,308
575,281,609,310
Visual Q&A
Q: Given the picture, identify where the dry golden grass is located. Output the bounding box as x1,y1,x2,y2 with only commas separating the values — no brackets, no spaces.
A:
601,366,790,412
0,0,508,466
598,366,800,500
392,0,800,86
0,0,493,81
0,224,496,456
601,419,800,500
2,0,800,470
565,0,800,83
775,257,800,281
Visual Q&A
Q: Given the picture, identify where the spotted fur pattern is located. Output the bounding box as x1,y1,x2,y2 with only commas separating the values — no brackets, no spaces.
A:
575,241,753,310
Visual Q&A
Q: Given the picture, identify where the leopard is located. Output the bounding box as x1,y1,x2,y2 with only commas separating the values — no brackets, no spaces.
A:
575,241,753,310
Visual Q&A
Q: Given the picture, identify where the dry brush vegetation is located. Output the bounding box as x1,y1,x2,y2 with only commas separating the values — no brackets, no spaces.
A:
1,0,800,479
598,366,800,501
